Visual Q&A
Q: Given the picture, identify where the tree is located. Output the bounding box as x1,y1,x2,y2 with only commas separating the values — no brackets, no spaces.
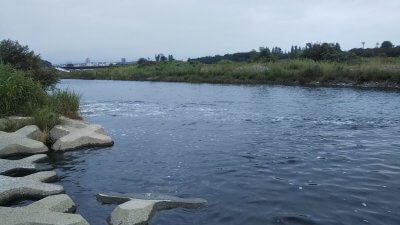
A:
155,54,167,62
0,39,41,70
168,55,175,61
0,39,58,89
160,54,167,62
302,42,349,61
137,58,148,64
381,41,394,49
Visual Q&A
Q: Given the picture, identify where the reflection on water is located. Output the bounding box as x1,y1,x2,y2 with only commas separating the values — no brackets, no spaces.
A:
54,80,400,225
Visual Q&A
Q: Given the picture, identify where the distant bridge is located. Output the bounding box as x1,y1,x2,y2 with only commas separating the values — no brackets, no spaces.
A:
60,65,112,70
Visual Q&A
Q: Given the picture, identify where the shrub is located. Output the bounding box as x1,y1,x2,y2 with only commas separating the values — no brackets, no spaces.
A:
0,39,59,89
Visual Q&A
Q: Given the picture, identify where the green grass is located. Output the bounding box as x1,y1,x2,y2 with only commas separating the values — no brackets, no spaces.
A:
0,64,46,116
0,64,81,136
48,89,81,119
61,57,400,87
32,106,60,133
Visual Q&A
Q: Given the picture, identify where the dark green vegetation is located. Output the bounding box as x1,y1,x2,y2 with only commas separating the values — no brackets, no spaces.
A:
0,39,58,89
62,41,400,88
188,41,400,63
0,39,80,135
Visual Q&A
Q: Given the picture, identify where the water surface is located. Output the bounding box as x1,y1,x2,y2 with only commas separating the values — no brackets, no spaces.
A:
54,80,400,225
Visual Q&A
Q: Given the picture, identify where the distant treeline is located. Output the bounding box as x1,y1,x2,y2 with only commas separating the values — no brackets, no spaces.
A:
188,41,400,64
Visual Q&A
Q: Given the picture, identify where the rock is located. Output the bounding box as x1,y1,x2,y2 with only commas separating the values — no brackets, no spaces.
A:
0,117,34,131
0,171,64,204
50,117,113,151
0,194,90,225
0,125,48,158
97,193,207,225
0,154,49,175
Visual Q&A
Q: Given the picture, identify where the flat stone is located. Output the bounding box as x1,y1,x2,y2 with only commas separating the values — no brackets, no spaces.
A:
0,194,90,225
0,154,49,175
97,192,207,225
0,171,64,204
0,125,48,158
50,117,113,151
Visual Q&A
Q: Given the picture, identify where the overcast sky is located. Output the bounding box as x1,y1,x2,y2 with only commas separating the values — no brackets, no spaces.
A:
0,0,399,64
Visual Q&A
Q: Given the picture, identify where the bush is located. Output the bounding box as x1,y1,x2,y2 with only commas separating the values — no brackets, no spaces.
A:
26,67,59,90
0,39,58,89
48,89,81,119
0,64,46,116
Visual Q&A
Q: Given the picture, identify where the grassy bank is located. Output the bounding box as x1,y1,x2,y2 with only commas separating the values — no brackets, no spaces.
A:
0,64,80,135
62,57,400,88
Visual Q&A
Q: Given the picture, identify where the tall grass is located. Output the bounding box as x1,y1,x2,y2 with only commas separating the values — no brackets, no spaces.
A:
0,64,81,134
0,64,46,116
62,57,400,87
32,106,60,136
48,89,81,119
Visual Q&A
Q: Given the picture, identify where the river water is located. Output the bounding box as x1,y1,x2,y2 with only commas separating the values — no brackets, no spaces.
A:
54,79,400,225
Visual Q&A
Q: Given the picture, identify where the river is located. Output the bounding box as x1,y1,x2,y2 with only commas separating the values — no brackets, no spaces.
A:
53,79,400,225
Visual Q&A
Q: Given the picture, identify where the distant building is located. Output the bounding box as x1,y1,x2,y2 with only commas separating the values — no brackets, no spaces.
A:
85,58,91,66
121,58,126,64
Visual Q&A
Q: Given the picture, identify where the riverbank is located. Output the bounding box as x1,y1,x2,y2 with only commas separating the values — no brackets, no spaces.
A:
60,57,400,89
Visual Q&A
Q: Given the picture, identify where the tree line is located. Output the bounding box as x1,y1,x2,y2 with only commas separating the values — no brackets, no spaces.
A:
188,41,400,64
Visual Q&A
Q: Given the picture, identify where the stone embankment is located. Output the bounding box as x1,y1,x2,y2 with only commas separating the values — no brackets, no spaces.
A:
0,116,112,225
0,116,206,224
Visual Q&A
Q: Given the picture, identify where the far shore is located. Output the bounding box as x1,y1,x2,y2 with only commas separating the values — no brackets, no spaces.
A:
59,57,400,91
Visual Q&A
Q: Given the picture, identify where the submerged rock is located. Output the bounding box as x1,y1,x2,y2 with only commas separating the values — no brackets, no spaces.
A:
0,125,48,158
50,117,113,151
0,171,63,204
0,154,49,175
0,194,89,225
97,192,207,225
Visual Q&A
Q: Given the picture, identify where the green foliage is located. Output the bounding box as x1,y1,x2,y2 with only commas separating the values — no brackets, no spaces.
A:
61,57,400,87
0,39,41,70
381,41,394,49
32,106,60,132
47,89,81,119
0,39,58,89
0,64,46,116
0,63,80,132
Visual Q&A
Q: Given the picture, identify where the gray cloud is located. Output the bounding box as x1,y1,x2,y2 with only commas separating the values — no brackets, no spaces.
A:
0,0,399,63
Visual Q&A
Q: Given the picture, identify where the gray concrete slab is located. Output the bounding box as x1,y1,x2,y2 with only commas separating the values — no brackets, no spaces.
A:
0,171,64,204
50,117,113,151
0,125,48,158
0,194,90,225
97,192,207,225
0,154,49,175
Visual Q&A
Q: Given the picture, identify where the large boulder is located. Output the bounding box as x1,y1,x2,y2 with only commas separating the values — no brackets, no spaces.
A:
97,192,207,225
0,194,89,225
0,125,48,158
50,117,113,151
